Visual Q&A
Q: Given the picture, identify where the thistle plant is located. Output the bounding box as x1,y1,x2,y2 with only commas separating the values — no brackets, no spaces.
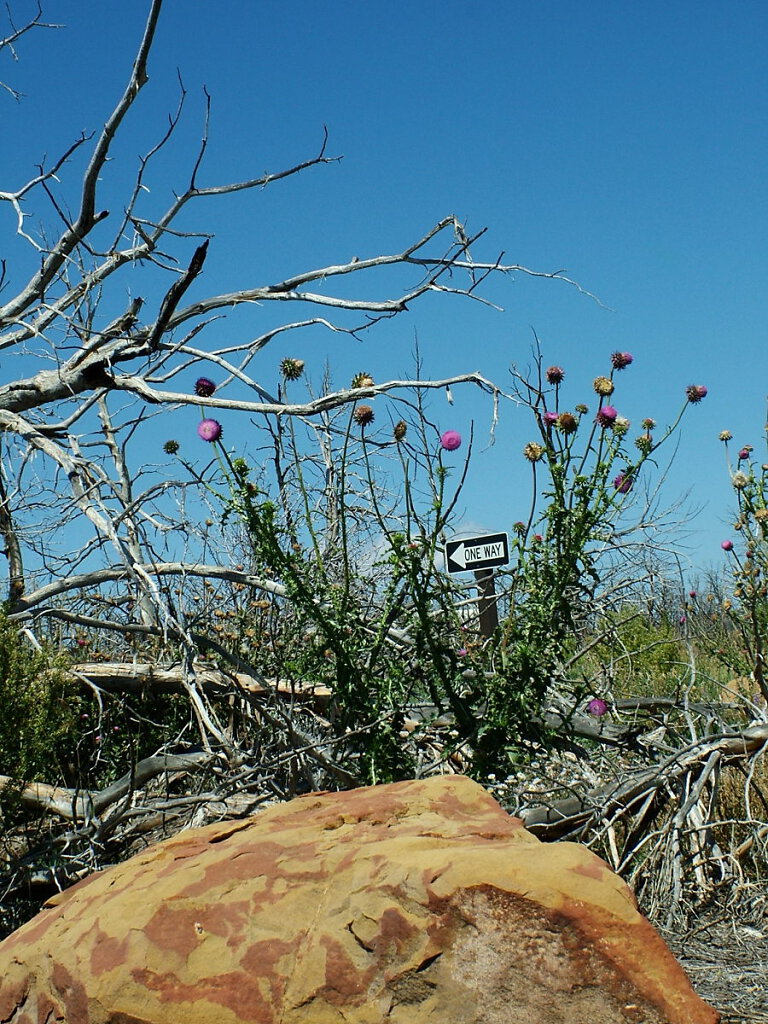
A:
177,367,480,784
474,349,708,773
715,422,768,703
172,352,710,782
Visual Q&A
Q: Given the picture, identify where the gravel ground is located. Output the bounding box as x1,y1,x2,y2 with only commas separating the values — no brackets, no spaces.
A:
659,897,768,1024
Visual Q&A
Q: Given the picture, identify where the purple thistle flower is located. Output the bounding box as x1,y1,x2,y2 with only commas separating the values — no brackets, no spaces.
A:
738,447,752,461
546,365,565,384
595,405,618,428
613,472,633,494
686,384,708,403
542,411,558,427
721,539,734,552
587,697,608,717
197,418,223,443
440,430,462,451
611,351,634,370
194,377,216,398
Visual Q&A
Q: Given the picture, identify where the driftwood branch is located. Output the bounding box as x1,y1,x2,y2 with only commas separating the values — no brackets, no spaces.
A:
521,724,768,840
0,751,212,821
68,660,331,706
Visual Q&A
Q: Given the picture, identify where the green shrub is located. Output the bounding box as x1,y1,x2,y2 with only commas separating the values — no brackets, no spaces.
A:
0,614,79,816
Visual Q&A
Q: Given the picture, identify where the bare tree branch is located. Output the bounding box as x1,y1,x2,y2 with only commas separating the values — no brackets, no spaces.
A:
0,1,60,100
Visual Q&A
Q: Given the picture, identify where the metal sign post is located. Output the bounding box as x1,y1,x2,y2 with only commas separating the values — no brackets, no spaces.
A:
475,568,498,638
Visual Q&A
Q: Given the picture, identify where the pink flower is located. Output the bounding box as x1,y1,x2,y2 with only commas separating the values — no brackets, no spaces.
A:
686,385,708,403
197,418,223,442
689,590,697,599
613,472,633,494
546,366,565,384
457,648,468,658
738,447,752,461
587,697,608,717
611,351,633,370
595,405,618,428
440,430,462,451
721,540,734,551
542,411,558,427
679,615,687,626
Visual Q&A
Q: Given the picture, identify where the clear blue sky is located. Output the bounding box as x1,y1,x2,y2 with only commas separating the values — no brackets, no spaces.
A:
3,1,767,577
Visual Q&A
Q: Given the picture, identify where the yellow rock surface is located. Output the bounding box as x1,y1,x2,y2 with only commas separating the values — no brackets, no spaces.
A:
0,775,718,1023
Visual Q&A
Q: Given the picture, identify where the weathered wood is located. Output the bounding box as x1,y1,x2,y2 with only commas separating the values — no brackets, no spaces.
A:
521,724,768,839
0,751,213,821
70,661,332,705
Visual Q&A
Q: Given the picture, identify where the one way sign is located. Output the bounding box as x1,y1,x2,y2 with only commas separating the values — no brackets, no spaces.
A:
444,532,510,574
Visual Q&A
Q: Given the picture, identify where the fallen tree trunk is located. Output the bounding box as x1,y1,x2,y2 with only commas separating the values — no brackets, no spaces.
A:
69,661,332,705
0,751,214,821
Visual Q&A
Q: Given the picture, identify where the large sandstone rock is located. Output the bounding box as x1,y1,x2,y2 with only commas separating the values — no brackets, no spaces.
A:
0,775,718,1024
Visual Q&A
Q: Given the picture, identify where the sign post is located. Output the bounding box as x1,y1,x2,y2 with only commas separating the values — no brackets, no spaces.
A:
475,568,499,638
444,532,510,639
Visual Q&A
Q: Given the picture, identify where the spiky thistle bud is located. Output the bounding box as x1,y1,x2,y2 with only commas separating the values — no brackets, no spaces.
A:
194,377,216,397
280,358,305,381
354,405,375,426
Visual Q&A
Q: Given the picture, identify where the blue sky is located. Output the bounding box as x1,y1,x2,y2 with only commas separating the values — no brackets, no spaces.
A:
3,1,767,577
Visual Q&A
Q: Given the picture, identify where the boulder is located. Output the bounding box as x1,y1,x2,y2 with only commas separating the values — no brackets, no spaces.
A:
0,775,718,1024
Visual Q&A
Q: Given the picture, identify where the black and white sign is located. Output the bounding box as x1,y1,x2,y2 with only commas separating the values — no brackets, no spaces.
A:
444,532,510,574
